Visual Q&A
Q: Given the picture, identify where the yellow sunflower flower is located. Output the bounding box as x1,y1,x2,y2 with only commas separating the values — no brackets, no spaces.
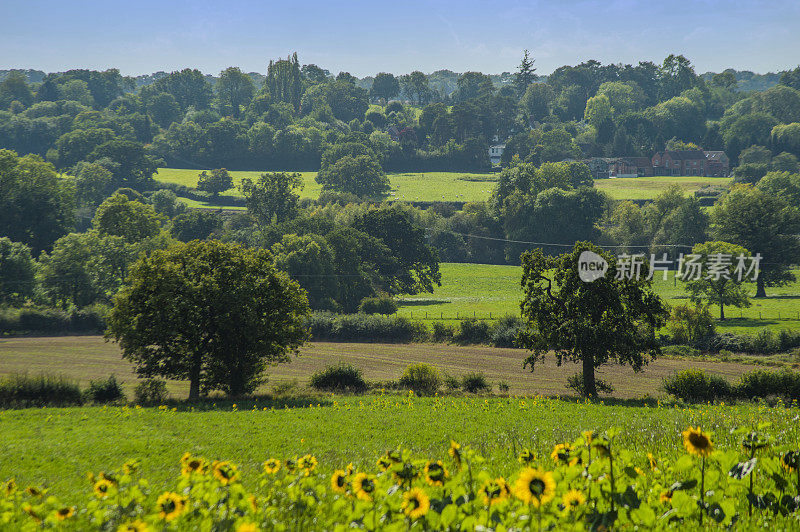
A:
402,487,430,520
117,519,151,532
550,443,580,466
562,489,586,511
122,460,140,475
93,478,115,499
479,477,510,506
781,450,799,472
212,461,239,485
263,458,281,474
352,472,377,501
156,492,187,521
330,470,348,494
448,441,462,466
513,468,556,507
298,454,318,475
4,479,16,497
25,486,43,497
377,455,393,472
682,427,714,457
236,522,258,532
54,507,75,521
423,460,448,486
647,452,658,470
659,490,672,504
181,456,207,477
518,449,536,465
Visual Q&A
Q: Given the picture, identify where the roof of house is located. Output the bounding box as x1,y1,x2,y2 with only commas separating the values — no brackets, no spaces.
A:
704,150,727,160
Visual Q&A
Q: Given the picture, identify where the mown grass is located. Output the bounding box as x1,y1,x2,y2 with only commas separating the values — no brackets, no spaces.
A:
1,397,798,503
399,263,800,334
594,175,733,200
0,337,761,400
155,168,495,203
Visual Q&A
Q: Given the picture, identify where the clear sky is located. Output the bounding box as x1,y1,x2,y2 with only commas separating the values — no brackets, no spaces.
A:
2,0,799,77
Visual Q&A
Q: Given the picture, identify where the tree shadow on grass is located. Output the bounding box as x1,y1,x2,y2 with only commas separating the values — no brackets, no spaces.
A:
398,299,451,306
720,318,780,328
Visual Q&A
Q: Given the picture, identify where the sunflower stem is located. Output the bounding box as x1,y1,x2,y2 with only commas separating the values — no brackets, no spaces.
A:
700,455,706,526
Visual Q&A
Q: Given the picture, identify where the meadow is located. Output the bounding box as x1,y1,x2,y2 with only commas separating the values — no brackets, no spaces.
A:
1,397,799,528
155,168,731,205
399,263,800,334
155,168,497,203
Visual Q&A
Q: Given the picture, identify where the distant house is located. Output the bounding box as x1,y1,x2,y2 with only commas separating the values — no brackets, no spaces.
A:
581,157,611,179
489,144,505,165
609,157,654,178
652,150,708,176
703,151,730,177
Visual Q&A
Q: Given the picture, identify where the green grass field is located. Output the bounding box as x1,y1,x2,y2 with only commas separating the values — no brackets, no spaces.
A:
155,168,496,203
157,168,731,206
399,263,800,334
594,175,732,200
1,396,797,508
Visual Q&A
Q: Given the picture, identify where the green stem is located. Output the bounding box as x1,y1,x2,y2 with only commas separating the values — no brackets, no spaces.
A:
700,456,706,526
608,446,616,513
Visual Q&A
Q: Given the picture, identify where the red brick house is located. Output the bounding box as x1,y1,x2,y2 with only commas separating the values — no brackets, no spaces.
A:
703,151,730,177
608,157,654,178
651,150,708,176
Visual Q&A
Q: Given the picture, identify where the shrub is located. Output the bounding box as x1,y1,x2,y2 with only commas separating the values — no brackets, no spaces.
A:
309,364,368,393
432,322,456,343
661,345,702,358
498,381,510,394
398,363,441,395
84,375,125,404
668,304,715,346
0,306,108,334
453,319,491,345
461,372,492,394
489,316,524,347
306,312,429,343
272,380,299,397
662,369,732,402
734,369,800,401
443,373,461,391
0,373,83,407
134,379,169,405
566,372,615,397
358,296,398,315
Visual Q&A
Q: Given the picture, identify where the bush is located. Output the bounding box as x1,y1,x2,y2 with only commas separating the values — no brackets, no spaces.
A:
306,312,428,343
668,304,715,346
453,319,491,345
461,372,492,394
398,363,441,395
734,369,800,401
0,373,83,407
489,316,524,347
0,306,108,334
566,372,615,397
134,379,169,405
432,322,456,343
443,373,461,391
661,345,702,358
309,364,368,393
498,381,510,394
662,369,732,402
84,375,125,404
358,296,398,315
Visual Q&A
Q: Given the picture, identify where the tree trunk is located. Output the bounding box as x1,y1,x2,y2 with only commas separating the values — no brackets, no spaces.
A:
719,302,725,321
582,355,597,398
188,352,201,400
755,277,767,298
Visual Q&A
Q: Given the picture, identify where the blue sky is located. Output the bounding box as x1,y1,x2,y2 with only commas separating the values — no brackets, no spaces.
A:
3,0,799,76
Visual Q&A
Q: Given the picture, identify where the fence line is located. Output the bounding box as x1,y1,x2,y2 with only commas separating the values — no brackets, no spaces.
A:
395,309,800,322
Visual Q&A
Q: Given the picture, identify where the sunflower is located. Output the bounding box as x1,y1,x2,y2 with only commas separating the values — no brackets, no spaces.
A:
402,487,430,519
448,441,462,466
562,489,586,511
236,523,258,532
659,490,672,504
377,455,393,471
25,486,43,497
781,450,799,472
54,507,75,521
298,454,318,475
4,478,16,497
682,427,713,457
518,449,536,465
93,478,115,499
181,456,207,477
22,503,41,523
423,460,448,486
513,468,556,507
284,457,297,473
330,470,348,494
479,478,510,506
385,450,403,464
156,492,187,521
263,458,281,474
212,461,240,485
123,459,140,475
647,452,658,470
352,472,377,501
117,519,151,532
248,494,258,512
551,443,580,466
